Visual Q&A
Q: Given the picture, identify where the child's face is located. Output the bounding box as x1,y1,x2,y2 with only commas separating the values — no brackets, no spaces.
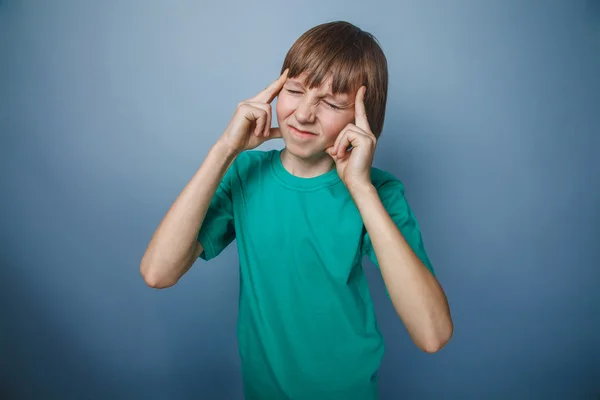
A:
276,72,358,159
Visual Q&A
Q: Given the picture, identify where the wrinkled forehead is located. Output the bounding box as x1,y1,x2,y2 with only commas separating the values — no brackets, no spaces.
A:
287,71,358,97
287,71,329,86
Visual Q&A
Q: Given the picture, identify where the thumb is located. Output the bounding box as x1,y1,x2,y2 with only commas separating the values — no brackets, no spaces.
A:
325,146,337,160
268,127,282,139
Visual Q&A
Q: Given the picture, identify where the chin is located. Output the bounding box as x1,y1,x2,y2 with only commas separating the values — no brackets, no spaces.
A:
281,138,319,160
282,140,314,159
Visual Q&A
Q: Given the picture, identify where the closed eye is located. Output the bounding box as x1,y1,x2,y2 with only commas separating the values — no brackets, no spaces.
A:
286,88,343,111
323,101,341,111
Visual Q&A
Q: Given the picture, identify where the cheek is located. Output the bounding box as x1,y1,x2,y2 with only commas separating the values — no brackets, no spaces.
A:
321,113,353,142
275,95,295,123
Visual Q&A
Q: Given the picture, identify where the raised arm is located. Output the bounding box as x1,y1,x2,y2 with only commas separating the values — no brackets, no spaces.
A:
140,69,289,288
140,142,238,288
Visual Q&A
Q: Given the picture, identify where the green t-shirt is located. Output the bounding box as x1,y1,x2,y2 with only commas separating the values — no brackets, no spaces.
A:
198,148,434,400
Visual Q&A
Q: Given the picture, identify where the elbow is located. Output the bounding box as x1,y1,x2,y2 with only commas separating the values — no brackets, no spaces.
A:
142,272,175,289
419,320,454,354
140,260,177,289
421,338,449,354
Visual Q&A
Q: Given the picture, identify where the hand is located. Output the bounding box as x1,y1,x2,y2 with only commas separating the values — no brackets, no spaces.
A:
325,86,376,192
219,69,289,154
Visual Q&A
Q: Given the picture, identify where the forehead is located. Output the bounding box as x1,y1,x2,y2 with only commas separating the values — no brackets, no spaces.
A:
287,72,355,97
288,72,331,87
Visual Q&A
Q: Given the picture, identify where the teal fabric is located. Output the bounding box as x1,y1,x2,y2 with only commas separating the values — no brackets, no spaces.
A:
198,149,434,399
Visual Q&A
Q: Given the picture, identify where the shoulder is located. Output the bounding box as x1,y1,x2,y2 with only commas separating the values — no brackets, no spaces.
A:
232,149,273,170
226,149,276,185
369,167,406,196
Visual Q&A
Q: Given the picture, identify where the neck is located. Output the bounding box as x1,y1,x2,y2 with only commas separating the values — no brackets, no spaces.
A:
280,148,335,178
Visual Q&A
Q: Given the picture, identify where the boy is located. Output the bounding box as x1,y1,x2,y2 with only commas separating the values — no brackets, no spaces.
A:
141,21,453,400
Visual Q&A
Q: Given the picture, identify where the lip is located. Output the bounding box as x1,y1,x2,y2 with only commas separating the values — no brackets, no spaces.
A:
288,125,316,138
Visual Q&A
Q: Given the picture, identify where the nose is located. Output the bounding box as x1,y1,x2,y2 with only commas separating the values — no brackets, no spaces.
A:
294,96,317,124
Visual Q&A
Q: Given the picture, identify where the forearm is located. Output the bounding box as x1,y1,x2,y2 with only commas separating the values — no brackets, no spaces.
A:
140,139,238,287
351,184,453,353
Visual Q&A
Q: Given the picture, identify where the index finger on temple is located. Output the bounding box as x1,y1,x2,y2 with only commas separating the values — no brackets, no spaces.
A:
253,69,289,104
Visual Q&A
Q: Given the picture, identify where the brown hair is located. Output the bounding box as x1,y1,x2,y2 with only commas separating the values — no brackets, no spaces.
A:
281,21,388,138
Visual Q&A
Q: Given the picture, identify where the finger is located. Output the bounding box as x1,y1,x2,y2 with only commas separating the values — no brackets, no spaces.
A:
338,128,368,159
240,104,267,136
336,130,354,159
333,125,350,155
325,146,338,162
354,86,370,132
246,101,272,137
253,112,267,136
252,69,289,104
264,107,272,137
325,146,335,158
268,127,281,139
333,125,356,155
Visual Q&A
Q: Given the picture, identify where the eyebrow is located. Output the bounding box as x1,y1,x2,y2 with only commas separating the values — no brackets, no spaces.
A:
286,79,348,102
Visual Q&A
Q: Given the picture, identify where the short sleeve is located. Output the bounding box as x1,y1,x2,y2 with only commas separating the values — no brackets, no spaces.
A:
361,180,435,277
197,161,237,261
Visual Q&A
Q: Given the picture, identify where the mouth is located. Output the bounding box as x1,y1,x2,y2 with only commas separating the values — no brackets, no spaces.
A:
288,125,317,138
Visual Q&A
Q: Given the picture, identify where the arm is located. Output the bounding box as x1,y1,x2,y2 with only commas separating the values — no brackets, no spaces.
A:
140,140,238,289
140,69,289,289
351,183,453,353
326,86,452,353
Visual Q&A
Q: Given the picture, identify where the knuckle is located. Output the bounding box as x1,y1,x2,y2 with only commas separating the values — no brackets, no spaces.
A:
251,101,267,111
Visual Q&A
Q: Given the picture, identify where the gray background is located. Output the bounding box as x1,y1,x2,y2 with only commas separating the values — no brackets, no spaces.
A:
2,0,599,398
